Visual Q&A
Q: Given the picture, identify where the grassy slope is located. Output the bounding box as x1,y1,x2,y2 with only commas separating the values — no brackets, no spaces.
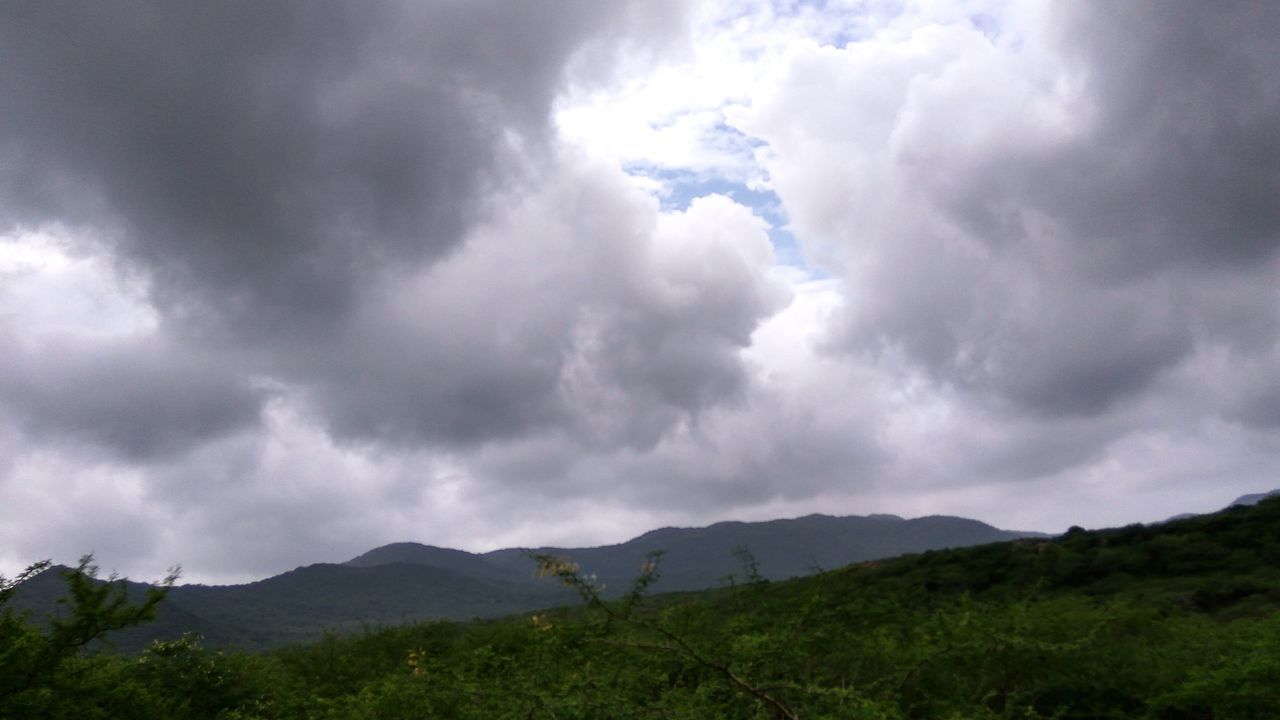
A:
7,498,1279,718
248,497,1280,719
8,512,1033,652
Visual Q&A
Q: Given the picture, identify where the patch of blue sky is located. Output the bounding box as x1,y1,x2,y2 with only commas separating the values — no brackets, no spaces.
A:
968,11,1000,40
631,165,818,275
773,0,891,48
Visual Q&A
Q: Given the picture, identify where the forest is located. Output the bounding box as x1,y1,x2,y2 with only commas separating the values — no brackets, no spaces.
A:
3,498,1279,719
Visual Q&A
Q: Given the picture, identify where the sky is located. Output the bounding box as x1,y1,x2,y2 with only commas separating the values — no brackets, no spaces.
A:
2,0,1278,585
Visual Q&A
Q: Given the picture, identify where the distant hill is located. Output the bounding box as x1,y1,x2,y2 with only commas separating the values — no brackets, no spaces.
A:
344,543,516,580
477,513,1042,593
10,560,574,653
10,499,1280,717
1156,489,1280,523
1230,489,1280,507
10,511,1040,651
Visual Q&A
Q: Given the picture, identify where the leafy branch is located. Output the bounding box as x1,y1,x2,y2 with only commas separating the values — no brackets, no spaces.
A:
533,550,801,720
0,555,178,702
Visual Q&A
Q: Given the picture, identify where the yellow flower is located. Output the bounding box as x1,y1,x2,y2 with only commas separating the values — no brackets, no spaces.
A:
406,647,428,676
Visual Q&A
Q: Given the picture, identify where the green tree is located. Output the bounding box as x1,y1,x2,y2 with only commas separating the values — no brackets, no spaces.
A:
0,555,176,715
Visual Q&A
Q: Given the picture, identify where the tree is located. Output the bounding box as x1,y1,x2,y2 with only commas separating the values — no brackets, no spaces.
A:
0,555,177,710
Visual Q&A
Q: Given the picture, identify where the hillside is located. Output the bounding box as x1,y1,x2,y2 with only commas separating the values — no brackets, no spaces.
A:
6,497,1279,718
382,512,1039,592
1231,489,1280,507
9,510,1035,651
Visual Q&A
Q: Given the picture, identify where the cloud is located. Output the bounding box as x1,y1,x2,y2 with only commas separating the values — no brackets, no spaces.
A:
0,334,265,461
1042,0,1280,269
3,0,1280,583
0,0,682,333
736,0,1280,429
0,60,793,580
0,0,709,458
274,161,788,451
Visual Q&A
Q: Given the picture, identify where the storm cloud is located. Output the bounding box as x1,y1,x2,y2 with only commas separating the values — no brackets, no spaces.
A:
0,0,693,331
738,0,1280,427
2,0,1279,583
0,0,703,455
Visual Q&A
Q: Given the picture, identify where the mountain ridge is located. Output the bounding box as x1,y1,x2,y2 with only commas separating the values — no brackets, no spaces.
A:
469,512,1041,593
35,494,1275,653
1231,489,1280,507
12,509,1040,651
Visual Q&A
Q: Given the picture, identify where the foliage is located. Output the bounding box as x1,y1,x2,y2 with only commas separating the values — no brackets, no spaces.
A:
3,498,1279,718
0,556,177,718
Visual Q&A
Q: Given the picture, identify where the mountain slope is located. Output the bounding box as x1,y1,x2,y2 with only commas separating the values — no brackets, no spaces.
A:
11,510,1040,651
272,495,1280,718
1231,489,1280,507
344,543,514,580
9,499,1280,718
481,512,1040,593
1157,488,1280,523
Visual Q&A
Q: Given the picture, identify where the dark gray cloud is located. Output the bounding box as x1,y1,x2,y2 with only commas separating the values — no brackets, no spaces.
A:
0,0,663,333
461,359,889,521
1220,348,1280,429
889,2,1280,277
737,0,1280,489
0,334,263,460
871,1,1273,418
974,0,1280,415
1044,0,1280,270
0,0,722,458
4,1,1280,584
291,180,786,451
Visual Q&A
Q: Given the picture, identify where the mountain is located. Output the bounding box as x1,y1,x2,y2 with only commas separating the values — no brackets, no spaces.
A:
1230,489,1280,507
10,511,1040,651
10,560,574,653
14,498,1280,718
344,543,517,580
1156,489,1280,523
479,513,1041,593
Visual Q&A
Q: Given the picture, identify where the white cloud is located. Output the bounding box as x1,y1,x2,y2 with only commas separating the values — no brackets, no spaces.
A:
3,1,1279,584
0,229,158,342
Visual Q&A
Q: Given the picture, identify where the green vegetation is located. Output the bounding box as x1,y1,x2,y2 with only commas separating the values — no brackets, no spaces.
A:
0,557,176,719
5,512,1034,653
4,499,1280,718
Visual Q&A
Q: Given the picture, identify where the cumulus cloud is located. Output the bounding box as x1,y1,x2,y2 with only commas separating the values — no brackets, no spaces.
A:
2,0,1279,582
0,0,699,456
0,334,264,460
0,0,794,580
0,1,686,329
284,161,787,451
735,0,1280,454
